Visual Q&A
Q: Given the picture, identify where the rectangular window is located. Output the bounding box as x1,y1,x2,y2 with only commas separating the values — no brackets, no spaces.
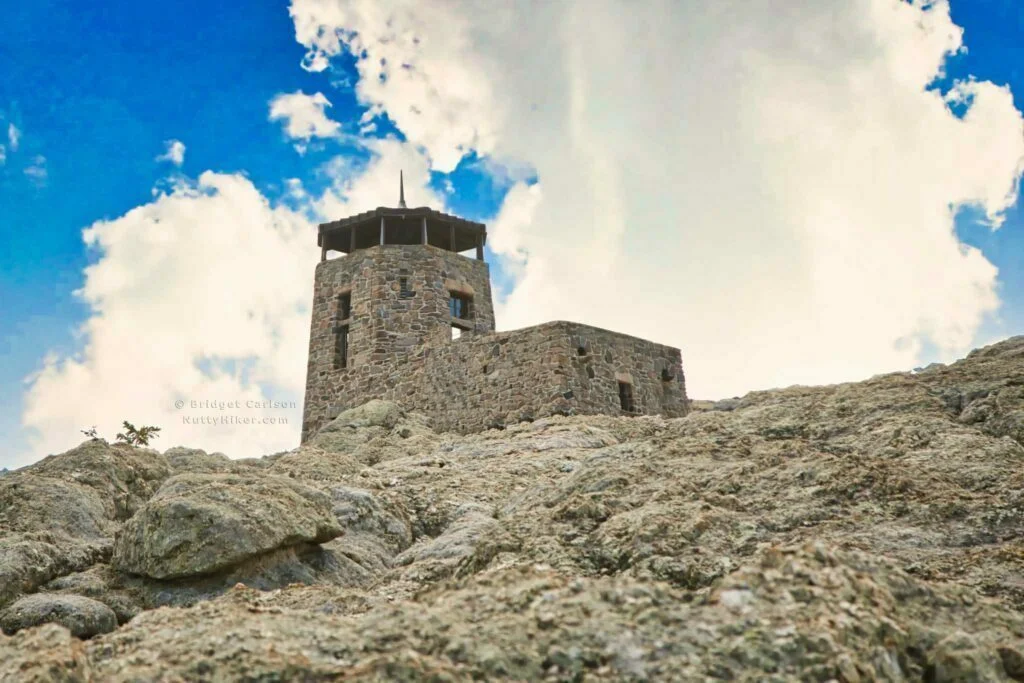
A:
333,325,349,369
451,325,462,341
449,292,472,320
338,292,351,320
399,277,413,298
618,381,635,413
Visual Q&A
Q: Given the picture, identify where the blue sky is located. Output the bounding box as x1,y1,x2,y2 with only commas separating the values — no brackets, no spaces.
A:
1,0,1022,466
945,0,1024,339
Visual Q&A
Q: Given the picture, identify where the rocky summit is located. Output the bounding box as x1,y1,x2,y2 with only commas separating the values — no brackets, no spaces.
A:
2,337,1024,681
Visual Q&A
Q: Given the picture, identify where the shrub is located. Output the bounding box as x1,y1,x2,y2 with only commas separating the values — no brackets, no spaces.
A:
115,421,161,447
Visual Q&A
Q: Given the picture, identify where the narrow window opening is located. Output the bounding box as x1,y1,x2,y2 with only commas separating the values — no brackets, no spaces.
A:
451,325,462,341
661,368,674,382
399,277,414,298
482,363,489,374
449,292,472,320
577,346,587,356
586,366,596,379
618,381,635,413
337,292,351,320
334,325,349,369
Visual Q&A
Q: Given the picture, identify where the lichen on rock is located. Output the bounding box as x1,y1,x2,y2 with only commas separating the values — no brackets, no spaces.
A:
1,336,1024,679
111,473,343,579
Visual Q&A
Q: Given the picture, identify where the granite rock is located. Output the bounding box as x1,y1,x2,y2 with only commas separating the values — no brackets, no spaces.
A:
111,473,343,579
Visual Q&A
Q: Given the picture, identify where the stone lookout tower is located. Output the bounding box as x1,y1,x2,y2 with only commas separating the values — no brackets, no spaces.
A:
302,174,689,441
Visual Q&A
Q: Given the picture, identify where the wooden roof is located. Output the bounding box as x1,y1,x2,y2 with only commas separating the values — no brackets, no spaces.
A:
318,206,487,254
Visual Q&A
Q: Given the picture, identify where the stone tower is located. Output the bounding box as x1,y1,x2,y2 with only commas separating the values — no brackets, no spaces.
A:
302,175,689,444
302,174,495,439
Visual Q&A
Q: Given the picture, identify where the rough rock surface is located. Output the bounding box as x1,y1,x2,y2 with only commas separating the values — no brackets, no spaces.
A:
0,440,169,611
111,473,343,579
0,336,1023,680
1,593,116,638
0,624,92,682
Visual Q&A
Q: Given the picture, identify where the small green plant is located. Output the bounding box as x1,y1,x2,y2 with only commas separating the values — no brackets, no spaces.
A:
115,421,161,447
80,426,99,439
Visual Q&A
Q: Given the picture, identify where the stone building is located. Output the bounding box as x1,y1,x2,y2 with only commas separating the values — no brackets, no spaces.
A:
301,176,689,441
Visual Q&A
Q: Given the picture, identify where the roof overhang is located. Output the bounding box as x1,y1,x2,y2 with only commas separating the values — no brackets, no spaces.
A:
318,206,487,254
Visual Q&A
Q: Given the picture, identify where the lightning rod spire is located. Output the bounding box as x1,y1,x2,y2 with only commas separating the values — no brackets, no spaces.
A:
398,170,407,208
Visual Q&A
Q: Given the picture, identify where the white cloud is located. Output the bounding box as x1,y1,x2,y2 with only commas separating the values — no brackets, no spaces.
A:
23,155,47,186
269,91,342,148
16,172,315,468
289,0,501,172
156,139,186,166
315,136,443,217
8,123,20,151
289,0,1024,399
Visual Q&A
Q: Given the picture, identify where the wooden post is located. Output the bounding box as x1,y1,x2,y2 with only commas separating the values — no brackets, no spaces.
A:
380,217,385,245
449,223,455,252
321,242,327,262
422,217,428,245
350,225,356,253
476,233,484,260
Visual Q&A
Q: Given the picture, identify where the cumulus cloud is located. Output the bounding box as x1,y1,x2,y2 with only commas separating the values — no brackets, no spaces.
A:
289,0,501,172
289,0,1024,398
269,91,342,151
15,142,438,468
7,123,20,151
16,172,315,467
156,139,186,166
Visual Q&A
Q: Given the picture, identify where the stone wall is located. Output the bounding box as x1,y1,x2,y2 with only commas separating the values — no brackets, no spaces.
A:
410,321,689,434
302,318,688,440
304,244,495,438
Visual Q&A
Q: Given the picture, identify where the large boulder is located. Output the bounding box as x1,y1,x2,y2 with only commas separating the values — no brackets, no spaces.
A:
307,400,437,463
0,439,173,545
163,447,237,474
0,440,171,610
0,477,110,540
267,446,364,483
0,534,109,611
27,439,172,522
111,473,343,579
1,593,116,638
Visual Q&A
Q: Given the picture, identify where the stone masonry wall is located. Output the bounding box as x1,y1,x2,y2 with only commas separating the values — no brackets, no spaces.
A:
302,318,688,440
410,321,689,434
304,245,494,439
